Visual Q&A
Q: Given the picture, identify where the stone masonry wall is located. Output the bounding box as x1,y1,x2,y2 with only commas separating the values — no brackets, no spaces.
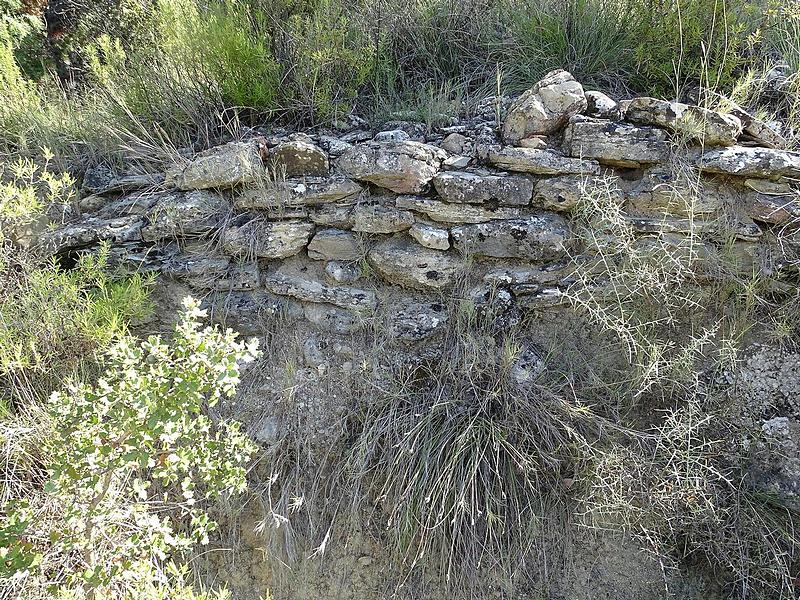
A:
32,69,800,343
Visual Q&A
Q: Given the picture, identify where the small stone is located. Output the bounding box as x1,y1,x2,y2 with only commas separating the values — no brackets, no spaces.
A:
317,135,353,157
221,217,314,259
502,69,587,143
451,214,572,260
396,195,524,224
441,132,469,154
533,175,620,211
487,147,600,175
235,176,361,209
409,222,450,250
325,261,362,284
518,136,548,149
388,301,448,342
264,269,377,311
352,202,415,233
307,228,362,261
367,236,461,290
270,140,329,177
433,171,533,205
585,90,620,119
142,190,227,241
173,141,265,190
443,155,472,169
338,140,447,194
374,129,410,142
624,97,742,146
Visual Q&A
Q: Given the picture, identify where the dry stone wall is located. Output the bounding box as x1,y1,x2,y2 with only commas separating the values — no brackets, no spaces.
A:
33,69,800,341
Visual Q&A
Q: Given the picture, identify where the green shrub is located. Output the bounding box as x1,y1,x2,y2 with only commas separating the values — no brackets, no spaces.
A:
0,298,259,597
0,247,153,408
277,0,375,123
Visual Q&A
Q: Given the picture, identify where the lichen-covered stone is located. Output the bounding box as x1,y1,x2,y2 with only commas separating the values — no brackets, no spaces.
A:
502,70,587,143
308,204,355,228
264,270,376,311
487,147,600,175
451,214,571,260
533,175,621,211
625,97,742,146
352,202,415,233
270,140,329,177
338,140,447,193
396,195,525,224
433,171,533,205
731,108,788,149
563,117,670,167
82,164,163,195
235,176,361,209
585,90,620,119
307,228,362,261
388,301,448,342
38,215,143,254
221,217,314,259
409,222,450,250
142,190,227,241
203,290,303,334
304,303,362,334
173,141,264,190
697,147,800,179
163,251,261,290
368,236,461,290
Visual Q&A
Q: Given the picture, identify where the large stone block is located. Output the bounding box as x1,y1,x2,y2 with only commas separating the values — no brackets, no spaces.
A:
338,141,447,193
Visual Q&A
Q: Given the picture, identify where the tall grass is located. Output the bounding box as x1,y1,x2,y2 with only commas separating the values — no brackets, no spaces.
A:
2,0,798,162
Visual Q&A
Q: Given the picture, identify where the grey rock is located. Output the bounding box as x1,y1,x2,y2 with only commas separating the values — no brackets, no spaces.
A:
433,171,533,205
264,270,377,311
367,236,461,290
235,176,362,209
503,69,587,143
38,214,143,254
443,155,472,169
82,164,163,195
585,90,620,119
352,202,415,233
325,261,363,284
563,117,670,167
396,195,525,224
625,97,742,146
221,217,314,259
409,222,450,250
533,175,620,211
338,140,447,193
141,190,227,241
388,301,448,342
204,290,303,335
163,252,261,290
487,147,600,175
308,203,355,229
269,140,329,177
730,108,788,149
451,214,572,260
317,135,354,157
440,132,470,154
304,303,362,334
307,228,363,261
697,147,800,179
374,129,411,142
173,141,264,190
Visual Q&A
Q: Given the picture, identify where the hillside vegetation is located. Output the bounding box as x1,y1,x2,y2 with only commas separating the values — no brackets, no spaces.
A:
1,1,800,600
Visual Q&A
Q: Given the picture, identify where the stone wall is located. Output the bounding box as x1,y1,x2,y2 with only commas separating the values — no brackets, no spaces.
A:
33,69,800,342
